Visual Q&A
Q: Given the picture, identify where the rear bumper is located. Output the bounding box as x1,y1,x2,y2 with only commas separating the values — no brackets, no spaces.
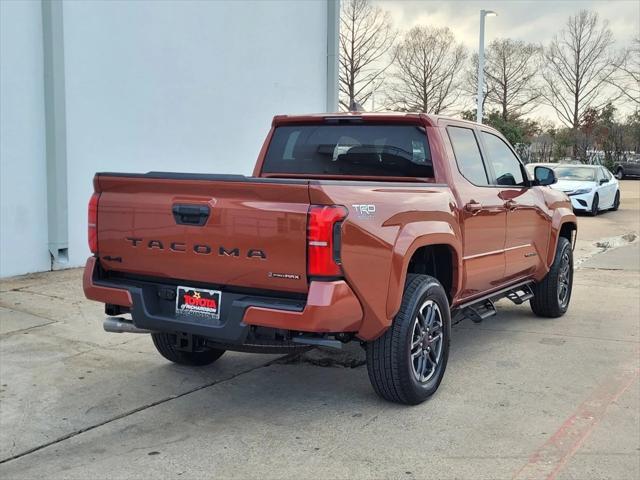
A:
83,257,133,307
83,257,363,345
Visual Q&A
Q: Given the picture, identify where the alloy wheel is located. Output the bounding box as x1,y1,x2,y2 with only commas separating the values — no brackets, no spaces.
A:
557,250,572,308
410,300,444,383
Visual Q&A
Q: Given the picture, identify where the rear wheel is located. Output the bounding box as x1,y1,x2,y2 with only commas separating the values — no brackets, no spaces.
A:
615,168,624,180
151,332,225,366
366,274,450,405
530,237,573,318
610,190,620,211
589,193,599,216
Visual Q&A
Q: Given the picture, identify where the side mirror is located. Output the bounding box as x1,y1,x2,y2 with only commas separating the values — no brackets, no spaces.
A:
599,178,608,185
534,166,556,186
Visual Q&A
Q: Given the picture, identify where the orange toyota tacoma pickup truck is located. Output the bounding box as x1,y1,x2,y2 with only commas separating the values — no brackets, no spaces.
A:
84,113,576,405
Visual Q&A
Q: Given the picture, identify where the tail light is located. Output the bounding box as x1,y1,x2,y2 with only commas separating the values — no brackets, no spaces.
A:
88,193,100,254
307,205,347,277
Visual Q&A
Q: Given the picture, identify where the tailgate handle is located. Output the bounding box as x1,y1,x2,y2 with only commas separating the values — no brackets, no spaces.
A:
172,204,210,226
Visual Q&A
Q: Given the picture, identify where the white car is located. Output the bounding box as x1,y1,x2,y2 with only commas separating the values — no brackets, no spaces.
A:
527,164,620,216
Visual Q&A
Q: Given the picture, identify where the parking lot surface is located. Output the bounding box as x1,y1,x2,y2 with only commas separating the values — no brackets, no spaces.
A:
1,181,638,479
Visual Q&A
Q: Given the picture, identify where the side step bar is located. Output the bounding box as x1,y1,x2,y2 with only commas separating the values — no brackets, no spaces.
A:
455,281,535,324
463,299,496,323
506,284,534,305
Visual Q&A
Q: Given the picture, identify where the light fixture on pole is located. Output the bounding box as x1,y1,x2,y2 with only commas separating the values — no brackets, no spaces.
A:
476,9,497,124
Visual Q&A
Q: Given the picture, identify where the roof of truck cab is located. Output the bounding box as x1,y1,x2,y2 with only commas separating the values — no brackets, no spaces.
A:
271,112,489,129
270,113,516,148
271,112,437,127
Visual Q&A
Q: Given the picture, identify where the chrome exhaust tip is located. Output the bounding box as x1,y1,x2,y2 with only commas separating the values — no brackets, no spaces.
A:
103,316,152,334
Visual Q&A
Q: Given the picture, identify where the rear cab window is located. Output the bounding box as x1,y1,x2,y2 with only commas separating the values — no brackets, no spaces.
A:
262,124,433,178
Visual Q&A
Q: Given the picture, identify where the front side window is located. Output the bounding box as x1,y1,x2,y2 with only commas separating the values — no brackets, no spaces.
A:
263,125,433,178
447,126,489,186
481,132,526,186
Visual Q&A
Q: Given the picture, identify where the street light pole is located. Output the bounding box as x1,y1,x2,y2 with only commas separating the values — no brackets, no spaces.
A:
476,9,497,124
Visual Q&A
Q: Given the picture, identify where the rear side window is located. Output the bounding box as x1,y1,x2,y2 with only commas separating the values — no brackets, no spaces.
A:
447,126,488,186
262,125,433,178
480,132,526,186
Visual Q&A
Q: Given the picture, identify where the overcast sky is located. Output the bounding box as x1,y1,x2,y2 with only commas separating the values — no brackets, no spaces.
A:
372,0,639,122
374,0,639,49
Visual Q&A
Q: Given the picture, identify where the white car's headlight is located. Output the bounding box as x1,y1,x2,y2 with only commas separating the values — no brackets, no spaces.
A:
571,188,592,195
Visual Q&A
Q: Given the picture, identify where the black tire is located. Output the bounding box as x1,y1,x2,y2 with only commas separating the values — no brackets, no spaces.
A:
589,193,599,216
366,274,451,405
530,237,573,318
151,332,225,366
615,168,624,180
610,190,620,211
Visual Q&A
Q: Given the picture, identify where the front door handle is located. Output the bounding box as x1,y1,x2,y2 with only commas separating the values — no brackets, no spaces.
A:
464,201,483,214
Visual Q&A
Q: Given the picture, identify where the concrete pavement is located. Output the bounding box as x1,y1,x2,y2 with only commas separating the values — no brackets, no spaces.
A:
0,181,638,479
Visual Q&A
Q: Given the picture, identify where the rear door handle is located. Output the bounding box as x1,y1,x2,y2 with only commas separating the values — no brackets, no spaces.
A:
464,202,483,214
172,204,210,226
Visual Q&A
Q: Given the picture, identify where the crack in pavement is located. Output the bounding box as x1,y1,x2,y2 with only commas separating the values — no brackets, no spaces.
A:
0,320,59,337
0,352,298,466
0,304,58,323
8,287,68,301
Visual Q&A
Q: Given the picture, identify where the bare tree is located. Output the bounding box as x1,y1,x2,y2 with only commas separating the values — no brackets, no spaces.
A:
339,0,396,111
541,10,622,132
609,36,640,106
470,39,542,120
530,131,554,163
387,26,467,114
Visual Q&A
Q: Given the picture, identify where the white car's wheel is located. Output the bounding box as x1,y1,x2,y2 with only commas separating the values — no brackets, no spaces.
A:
610,191,620,211
589,193,599,216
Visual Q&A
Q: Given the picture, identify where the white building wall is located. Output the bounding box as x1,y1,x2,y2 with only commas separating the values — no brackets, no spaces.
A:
1,0,332,276
0,1,50,277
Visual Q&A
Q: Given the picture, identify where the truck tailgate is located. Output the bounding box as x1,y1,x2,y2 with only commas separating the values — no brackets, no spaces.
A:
95,173,310,294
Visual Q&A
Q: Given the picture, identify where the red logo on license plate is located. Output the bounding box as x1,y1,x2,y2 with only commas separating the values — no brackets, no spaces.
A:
176,287,221,319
